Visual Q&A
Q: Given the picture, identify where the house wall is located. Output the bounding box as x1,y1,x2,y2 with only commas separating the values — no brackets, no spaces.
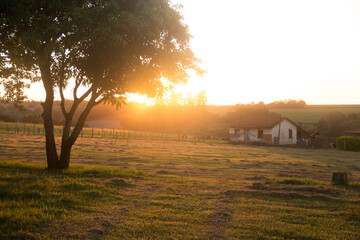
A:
229,119,298,145
271,119,297,145
229,128,272,144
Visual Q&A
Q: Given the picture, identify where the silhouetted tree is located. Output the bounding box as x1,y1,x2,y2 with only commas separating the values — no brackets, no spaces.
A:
0,0,202,169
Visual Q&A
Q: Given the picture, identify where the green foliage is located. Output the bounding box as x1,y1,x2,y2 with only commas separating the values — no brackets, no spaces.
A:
0,79,29,109
336,136,360,151
315,111,360,137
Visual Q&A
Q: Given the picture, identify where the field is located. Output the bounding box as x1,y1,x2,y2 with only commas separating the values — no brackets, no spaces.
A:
1,134,360,239
270,105,360,130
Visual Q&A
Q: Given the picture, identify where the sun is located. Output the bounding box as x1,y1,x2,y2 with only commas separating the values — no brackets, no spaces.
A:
127,93,154,105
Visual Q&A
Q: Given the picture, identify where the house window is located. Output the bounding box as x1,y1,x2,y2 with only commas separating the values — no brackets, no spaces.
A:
235,129,240,138
258,130,263,139
289,129,293,138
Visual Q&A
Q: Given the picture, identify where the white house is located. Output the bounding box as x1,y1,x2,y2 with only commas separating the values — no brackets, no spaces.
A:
229,116,299,145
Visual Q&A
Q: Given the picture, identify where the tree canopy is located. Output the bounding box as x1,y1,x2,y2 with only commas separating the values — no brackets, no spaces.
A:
0,0,202,169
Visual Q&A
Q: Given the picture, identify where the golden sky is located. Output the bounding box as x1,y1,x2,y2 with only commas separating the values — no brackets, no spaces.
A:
170,0,360,105
25,0,360,105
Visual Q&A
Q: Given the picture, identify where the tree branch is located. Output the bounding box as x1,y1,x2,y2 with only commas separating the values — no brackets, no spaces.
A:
58,50,68,117
67,84,97,119
94,96,106,106
59,79,68,117
78,85,95,103
73,73,83,101
68,95,97,145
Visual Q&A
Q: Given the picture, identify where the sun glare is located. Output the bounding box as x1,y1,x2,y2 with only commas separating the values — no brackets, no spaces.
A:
23,0,360,105
127,93,154,105
173,0,360,105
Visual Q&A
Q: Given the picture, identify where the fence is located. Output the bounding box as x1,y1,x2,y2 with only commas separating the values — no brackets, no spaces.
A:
0,122,227,144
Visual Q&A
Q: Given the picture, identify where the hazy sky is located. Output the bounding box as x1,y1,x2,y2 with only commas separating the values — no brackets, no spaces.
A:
25,0,360,105
171,0,360,105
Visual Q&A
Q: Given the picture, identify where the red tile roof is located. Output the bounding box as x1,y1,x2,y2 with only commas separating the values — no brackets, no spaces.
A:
345,129,360,135
310,134,329,140
231,115,285,129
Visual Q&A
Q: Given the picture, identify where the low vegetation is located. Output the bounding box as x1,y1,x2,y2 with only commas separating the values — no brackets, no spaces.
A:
1,134,360,239
337,136,360,152
1,102,360,138
272,177,325,185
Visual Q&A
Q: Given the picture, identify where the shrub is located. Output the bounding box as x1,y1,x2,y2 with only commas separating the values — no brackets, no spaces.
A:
0,114,15,122
336,136,360,151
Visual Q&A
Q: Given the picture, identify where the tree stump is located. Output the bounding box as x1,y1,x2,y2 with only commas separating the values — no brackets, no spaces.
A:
332,172,348,185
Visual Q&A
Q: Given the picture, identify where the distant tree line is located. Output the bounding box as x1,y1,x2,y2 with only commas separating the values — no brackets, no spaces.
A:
2,100,359,139
235,99,306,109
316,111,360,138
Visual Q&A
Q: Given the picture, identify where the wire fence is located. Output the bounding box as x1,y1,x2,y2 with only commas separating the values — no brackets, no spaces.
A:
0,122,227,144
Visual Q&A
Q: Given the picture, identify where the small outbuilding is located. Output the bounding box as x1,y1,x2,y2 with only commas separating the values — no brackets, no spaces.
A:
229,116,301,146
345,129,360,136
308,130,331,148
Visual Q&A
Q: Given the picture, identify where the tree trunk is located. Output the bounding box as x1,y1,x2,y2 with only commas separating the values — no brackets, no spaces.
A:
332,172,348,185
58,98,96,169
39,61,59,169
42,101,60,169
59,116,73,169
59,140,72,169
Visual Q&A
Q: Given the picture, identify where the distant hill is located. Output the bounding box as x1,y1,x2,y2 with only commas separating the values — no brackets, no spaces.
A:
270,105,360,130
1,101,360,136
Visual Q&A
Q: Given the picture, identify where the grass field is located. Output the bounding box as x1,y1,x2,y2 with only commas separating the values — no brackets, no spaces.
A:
0,122,225,143
1,134,360,239
270,105,360,130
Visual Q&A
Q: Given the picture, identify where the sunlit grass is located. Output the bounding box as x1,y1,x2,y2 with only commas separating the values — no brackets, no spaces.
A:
1,134,360,239
272,177,325,185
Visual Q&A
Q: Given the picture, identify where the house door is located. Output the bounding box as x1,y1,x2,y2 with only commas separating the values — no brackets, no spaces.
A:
244,130,250,142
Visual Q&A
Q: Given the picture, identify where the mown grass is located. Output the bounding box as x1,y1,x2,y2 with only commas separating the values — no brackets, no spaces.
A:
1,133,360,239
272,177,325,185
0,161,141,239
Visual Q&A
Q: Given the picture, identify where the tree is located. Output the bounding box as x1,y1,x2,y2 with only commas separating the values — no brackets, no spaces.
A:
196,90,207,106
0,0,202,169
316,111,360,137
